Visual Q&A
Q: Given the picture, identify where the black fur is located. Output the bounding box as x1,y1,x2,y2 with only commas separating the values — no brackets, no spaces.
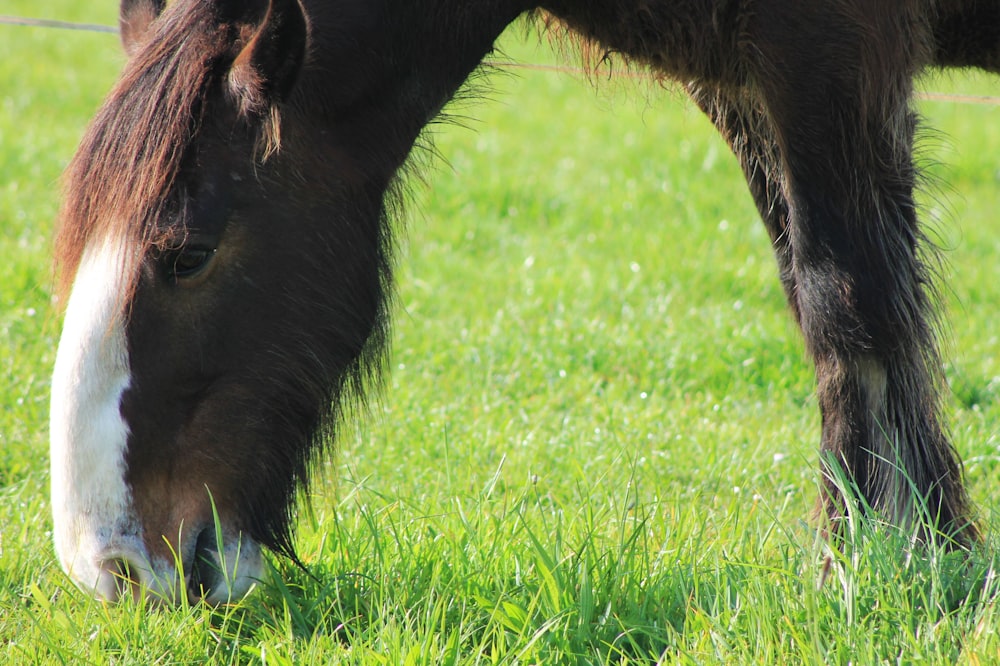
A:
59,0,998,599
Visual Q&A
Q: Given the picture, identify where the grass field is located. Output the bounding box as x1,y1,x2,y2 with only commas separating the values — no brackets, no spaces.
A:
3,3,1000,663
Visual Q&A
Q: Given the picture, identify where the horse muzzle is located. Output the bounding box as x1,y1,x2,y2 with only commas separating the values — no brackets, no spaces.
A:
56,525,263,605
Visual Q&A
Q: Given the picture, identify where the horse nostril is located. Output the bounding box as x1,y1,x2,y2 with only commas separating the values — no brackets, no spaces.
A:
188,528,223,601
98,557,141,602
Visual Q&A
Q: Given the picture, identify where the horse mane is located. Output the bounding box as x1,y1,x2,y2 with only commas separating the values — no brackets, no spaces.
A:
55,2,234,303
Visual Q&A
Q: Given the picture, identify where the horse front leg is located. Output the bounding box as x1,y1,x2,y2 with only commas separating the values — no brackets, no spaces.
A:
745,5,978,545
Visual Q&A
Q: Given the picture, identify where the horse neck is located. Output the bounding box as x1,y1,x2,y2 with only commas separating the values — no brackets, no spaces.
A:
297,1,534,179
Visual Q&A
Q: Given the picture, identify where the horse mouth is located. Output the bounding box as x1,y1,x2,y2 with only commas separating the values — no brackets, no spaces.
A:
73,530,264,606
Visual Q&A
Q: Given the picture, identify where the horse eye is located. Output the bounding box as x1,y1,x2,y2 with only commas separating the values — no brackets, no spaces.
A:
165,246,216,281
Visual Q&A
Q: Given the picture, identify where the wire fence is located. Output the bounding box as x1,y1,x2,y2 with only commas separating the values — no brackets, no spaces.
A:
3,13,1000,106
0,14,116,33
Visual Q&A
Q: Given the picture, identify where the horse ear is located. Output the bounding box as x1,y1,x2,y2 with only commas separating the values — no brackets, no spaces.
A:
119,0,166,56
228,0,308,112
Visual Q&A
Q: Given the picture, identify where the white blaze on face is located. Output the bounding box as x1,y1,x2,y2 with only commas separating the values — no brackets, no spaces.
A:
50,236,264,604
49,237,147,600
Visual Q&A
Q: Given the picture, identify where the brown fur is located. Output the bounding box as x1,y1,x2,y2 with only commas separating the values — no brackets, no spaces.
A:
57,2,223,303
56,0,287,305
54,0,998,601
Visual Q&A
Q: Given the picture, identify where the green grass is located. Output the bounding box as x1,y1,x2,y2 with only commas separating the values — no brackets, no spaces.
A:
3,3,1000,663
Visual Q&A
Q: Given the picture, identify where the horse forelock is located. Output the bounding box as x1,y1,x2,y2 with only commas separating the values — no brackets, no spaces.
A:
55,1,236,306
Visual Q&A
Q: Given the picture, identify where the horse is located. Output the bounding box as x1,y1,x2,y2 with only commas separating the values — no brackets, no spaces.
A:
50,0,1000,604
